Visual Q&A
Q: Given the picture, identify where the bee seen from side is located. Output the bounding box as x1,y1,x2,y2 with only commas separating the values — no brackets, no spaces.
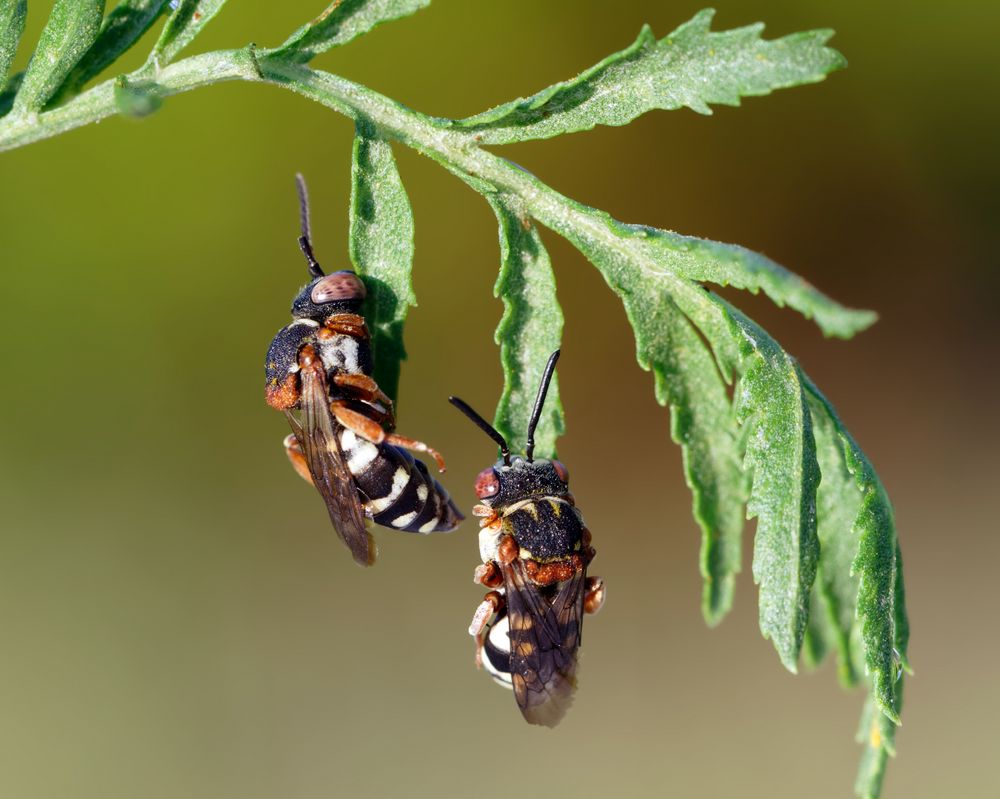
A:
450,350,605,726
265,175,462,566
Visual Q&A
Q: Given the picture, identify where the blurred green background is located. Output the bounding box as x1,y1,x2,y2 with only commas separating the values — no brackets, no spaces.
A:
1,1,997,797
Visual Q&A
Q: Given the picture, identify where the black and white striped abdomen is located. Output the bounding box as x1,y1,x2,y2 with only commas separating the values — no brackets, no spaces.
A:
338,429,463,533
482,612,514,689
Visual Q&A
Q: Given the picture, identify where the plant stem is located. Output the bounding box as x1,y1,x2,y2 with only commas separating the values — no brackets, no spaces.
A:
258,62,717,322
0,49,258,151
0,51,715,325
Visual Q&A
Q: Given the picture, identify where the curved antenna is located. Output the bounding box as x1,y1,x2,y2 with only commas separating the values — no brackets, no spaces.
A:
295,173,324,278
525,349,561,462
449,396,511,466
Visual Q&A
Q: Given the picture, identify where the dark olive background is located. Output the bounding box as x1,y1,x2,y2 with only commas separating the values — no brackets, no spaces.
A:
1,2,996,797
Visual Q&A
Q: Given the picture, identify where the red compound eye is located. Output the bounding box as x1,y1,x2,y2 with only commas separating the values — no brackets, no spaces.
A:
552,460,569,484
474,468,500,499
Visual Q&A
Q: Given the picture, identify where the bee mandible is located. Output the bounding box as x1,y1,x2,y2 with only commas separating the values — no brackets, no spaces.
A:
449,350,605,726
265,175,462,566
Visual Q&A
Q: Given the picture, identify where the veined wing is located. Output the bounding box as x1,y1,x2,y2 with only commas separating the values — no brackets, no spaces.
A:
501,558,586,726
286,358,375,566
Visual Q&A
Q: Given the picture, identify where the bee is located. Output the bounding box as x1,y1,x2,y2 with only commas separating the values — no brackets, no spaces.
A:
449,350,605,726
265,175,462,566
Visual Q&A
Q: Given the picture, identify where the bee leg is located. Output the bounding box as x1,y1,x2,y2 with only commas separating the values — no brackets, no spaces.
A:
282,434,314,485
330,403,448,473
474,560,503,588
584,576,606,615
321,313,368,338
469,590,505,668
497,535,519,565
383,432,447,473
331,373,396,428
472,503,501,530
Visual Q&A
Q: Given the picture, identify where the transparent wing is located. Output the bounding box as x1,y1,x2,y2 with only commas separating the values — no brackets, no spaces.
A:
501,559,586,727
286,359,375,566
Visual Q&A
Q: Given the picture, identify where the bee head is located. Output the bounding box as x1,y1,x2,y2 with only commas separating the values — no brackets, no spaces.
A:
452,350,568,506
288,173,367,321
477,457,569,506
290,271,367,320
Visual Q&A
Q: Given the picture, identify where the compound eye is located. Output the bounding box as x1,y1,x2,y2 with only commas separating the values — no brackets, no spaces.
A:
311,271,367,304
552,460,569,484
474,468,500,499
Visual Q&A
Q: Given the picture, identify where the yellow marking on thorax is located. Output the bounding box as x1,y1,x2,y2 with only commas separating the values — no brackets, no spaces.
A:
501,495,573,520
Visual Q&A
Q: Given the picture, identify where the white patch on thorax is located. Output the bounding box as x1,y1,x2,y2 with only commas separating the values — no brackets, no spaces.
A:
318,334,360,374
479,526,501,564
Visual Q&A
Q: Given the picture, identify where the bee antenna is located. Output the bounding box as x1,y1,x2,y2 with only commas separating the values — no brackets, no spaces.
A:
525,349,561,462
295,173,324,278
448,396,511,466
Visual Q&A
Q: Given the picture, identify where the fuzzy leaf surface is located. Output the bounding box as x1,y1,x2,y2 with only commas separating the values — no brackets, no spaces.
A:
487,194,564,460
456,8,846,144
670,310,747,624
349,120,415,404
269,0,429,63
804,388,865,684
12,0,104,114
590,223,874,339
148,0,226,65
804,375,902,722
526,190,839,645
537,199,752,627
646,230,876,339
730,311,820,670
0,0,26,92
57,0,170,97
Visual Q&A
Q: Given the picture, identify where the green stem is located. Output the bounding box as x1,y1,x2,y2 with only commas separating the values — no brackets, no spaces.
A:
257,62,722,325
0,52,726,335
0,49,258,151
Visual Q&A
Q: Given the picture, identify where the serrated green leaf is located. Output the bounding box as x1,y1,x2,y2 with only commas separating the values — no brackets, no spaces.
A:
673,312,747,625
349,120,415,405
533,199,749,626
56,0,170,99
804,375,901,723
643,230,876,339
456,8,846,145
806,389,865,686
0,0,26,93
534,213,872,346
12,0,105,115
598,224,874,339
486,194,564,460
268,0,429,64
854,543,907,799
728,310,820,671
148,0,226,66
524,189,847,642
